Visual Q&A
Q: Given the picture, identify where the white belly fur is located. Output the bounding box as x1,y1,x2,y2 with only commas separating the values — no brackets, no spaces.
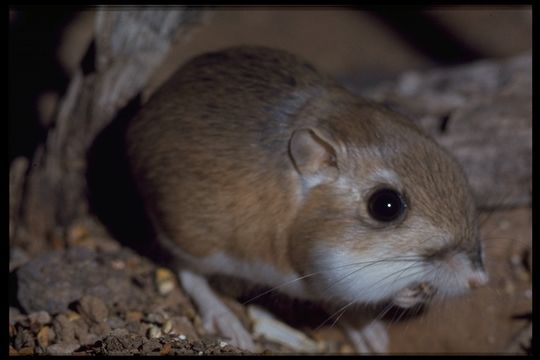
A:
156,232,310,299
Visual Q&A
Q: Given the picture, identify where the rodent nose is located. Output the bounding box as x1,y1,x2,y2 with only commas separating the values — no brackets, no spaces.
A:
468,272,489,289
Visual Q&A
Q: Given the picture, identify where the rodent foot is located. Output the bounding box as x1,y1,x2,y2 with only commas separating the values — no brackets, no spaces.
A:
178,270,255,351
343,320,389,354
199,303,255,351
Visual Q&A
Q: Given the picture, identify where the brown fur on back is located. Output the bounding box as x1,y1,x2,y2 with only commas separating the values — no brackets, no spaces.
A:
125,46,478,277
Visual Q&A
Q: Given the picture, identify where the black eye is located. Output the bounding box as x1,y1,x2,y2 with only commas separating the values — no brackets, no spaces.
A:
368,188,406,222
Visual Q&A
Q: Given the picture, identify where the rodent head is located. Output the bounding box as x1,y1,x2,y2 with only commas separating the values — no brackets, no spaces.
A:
288,101,488,309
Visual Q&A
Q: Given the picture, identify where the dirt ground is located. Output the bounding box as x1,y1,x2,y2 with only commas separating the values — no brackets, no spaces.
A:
8,207,532,355
9,7,532,355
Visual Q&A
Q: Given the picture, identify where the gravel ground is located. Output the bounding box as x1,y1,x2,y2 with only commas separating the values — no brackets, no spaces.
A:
9,207,532,355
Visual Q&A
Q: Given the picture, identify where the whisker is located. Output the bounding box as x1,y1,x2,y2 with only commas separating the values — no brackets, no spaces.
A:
363,262,425,296
319,256,423,295
402,302,423,333
373,302,394,323
241,255,423,305
315,299,357,331
316,266,426,330
241,271,319,305
392,303,410,325
329,306,348,328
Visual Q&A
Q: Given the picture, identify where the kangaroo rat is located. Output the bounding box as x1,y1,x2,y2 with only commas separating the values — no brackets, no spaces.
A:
125,46,488,352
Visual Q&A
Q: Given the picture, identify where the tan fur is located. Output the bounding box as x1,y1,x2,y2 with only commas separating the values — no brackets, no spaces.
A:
125,46,483,301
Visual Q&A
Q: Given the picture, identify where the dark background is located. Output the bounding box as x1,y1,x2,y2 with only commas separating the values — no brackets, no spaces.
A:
9,6,532,165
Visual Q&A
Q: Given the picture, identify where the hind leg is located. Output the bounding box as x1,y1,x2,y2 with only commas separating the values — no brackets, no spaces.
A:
178,269,256,351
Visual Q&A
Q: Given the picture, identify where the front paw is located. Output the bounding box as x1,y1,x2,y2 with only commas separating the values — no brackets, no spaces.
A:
392,282,434,309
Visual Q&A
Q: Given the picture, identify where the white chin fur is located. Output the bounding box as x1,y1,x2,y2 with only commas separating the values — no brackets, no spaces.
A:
311,245,480,305
311,245,429,304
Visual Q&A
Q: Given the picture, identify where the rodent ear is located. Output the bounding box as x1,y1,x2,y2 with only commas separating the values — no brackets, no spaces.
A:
289,128,339,187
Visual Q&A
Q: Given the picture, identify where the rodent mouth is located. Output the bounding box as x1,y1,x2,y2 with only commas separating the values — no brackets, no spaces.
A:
391,282,435,309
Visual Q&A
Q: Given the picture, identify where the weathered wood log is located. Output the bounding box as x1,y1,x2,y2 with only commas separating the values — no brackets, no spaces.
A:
10,8,209,255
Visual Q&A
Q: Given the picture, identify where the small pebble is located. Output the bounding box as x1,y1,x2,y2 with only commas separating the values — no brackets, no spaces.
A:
126,311,143,322
155,268,176,295
126,321,147,336
160,343,172,355
184,307,197,321
110,328,129,337
77,295,108,323
146,312,166,325
37,326,51,348
148,325,162,339
90,321,111,337
66,311,81,321
111,259,126,269
162,319,173,334
219,340,228,348
14,328,34,349
169,316,199,340
29,310,52,325
178,334,187,341
141,338,162,353
47,342,80,355
68,224,89,242
107,316,126,329
17,347,34,355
